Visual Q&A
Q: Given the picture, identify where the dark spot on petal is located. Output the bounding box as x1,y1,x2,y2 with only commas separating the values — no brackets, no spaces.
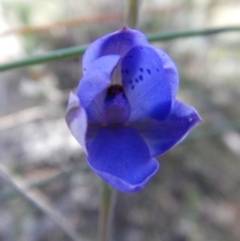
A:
139,75,143,81
125,69,129,74
139,67,143,72
128,55,132,58
129,80,133,84
135,78,138,83
140,47,143,50
147,69,151,75
156,68,160,72
131,85,135,90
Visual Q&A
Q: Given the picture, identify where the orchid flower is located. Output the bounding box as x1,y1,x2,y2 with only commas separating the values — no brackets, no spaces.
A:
66,27,202,192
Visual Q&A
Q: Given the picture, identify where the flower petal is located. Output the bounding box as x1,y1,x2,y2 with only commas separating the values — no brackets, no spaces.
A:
153,47,179,103
121,45,172,121
132,100,202,157
83,27,148,74
77,55,120,123
87,126,159,192
65,92,88,153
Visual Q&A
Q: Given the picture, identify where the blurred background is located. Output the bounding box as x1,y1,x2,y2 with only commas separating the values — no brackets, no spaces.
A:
1,0,240,240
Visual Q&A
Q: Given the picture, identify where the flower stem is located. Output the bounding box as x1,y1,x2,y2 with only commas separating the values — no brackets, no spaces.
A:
1,26,240,72
98,182,116,241
125,0,141,28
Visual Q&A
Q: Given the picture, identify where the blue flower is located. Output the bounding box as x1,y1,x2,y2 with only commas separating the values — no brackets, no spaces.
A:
66,27,202,192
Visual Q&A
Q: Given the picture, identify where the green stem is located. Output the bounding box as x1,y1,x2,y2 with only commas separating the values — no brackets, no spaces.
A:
125,0,141,28
1,26,240,72
98,182,116,241
147,26,240,42
0,44,88,72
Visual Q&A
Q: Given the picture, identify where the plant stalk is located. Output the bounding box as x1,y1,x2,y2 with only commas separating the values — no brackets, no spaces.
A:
98,182,116,241
1,26,240,72
125,0,141,28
